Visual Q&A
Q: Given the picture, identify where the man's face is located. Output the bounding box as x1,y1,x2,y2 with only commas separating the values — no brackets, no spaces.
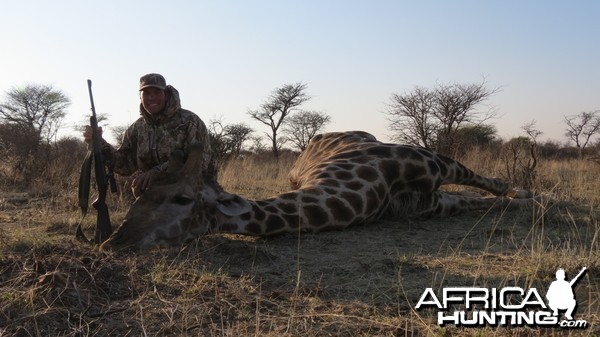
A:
140,87,167,116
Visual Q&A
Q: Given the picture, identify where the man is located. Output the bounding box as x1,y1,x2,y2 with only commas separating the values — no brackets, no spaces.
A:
84,73,214,196
546,268,578,320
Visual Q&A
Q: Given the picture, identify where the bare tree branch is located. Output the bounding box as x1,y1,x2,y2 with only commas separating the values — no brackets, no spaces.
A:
284,110,331,151
564,110,600,157
0,84,70,145
208,116,254,163
248,82,310,157
386,80,499,154
386,86,436,149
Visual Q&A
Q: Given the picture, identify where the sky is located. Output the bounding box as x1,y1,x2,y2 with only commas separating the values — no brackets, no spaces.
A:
1,1,599,145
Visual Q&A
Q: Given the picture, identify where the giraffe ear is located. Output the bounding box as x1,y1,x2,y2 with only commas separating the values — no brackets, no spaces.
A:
216,192,252,217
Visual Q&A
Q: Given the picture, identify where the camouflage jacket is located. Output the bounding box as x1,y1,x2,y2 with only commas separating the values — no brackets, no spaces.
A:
102,85,214,179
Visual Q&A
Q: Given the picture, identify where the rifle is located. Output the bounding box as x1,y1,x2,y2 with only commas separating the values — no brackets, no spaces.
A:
569,267,587,287
76,79,116,244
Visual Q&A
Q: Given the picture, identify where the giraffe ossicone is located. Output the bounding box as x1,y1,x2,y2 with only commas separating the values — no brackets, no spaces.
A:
100,131,533,250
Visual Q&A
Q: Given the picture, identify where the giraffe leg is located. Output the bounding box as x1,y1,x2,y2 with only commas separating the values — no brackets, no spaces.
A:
436,155,530,198
413,191,531,218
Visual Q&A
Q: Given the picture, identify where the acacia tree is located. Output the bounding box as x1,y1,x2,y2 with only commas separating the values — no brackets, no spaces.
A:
0,84,70,182
208,117,253,163
434,82,498,153
248,82,310,158
452,124,499,155
0,84,70,145
284,110,331,151
564,110,600,158
387,86,436,148
387,81,498,154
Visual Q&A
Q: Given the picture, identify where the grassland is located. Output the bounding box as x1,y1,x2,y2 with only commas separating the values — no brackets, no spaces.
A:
0,153,599,336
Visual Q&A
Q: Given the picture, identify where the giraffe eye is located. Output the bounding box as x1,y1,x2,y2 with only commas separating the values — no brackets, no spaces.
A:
171,195,194,205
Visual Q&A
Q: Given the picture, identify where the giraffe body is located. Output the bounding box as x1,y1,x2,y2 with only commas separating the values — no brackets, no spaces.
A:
101,131,531,250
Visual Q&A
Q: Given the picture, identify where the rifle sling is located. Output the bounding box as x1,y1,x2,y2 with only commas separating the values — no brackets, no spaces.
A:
76,150,93,243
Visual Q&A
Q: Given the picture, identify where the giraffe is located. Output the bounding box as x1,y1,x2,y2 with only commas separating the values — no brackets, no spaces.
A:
100,131,533,250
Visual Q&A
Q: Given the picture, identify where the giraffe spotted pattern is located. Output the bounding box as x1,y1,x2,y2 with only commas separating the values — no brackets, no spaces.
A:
101,131,532,250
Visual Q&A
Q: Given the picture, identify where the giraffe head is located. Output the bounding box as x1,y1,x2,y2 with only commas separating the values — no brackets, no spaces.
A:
100,144,251,251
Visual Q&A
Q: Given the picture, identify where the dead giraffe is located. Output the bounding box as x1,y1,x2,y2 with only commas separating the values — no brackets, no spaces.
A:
100,131,532,250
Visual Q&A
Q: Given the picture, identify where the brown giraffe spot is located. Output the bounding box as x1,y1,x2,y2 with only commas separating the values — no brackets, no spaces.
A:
265,215,286,232
282,214,301,228
253,206,267,221
321,178,341,187
301,195,319,203
264,205,279,213
365,189,380,214
379,160,400,185
323,187,338,195
334,170,354,181
246,222,264,235
278,202,298,214
335,163,355,170
341,191,364,214
366,146,392,157
332,150,363,160
325,197,354,222
427,160,440,176
350,156,372,164
279,192,298,200
390,180,406,193
346,180,364,191
404,162,427,180
373,183,387,199
303,204,329,226
394,146,415,159
356,165,379,182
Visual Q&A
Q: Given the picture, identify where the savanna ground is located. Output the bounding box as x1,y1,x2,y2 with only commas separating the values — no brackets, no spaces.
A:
0,150,599,336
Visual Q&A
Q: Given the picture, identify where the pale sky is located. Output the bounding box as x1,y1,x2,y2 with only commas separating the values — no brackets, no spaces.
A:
1,1,599,144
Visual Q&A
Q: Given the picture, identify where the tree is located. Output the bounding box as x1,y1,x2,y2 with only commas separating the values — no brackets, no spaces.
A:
452,124,499,155
110,125,128,147
386,81,498,154
387,86,436,149
284,110,331,151
208,117,253,163
433,82,498,153
248,82,310,158
0,84,70,146
0,84,70,183
500,136,532,188
564,110,600,158
249,135,268,154
519,121,542,190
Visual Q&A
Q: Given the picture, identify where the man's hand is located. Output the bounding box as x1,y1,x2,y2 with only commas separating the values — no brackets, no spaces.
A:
132,170,158,198
83,125,103,144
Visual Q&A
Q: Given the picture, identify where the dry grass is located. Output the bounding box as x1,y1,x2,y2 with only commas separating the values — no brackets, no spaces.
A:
0,153,599,336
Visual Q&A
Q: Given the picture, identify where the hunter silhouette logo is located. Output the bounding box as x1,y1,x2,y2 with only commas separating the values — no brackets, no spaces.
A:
415,267,589,329
546,267,587,321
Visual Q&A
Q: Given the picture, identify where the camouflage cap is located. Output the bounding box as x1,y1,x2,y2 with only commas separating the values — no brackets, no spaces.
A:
139,73,167,91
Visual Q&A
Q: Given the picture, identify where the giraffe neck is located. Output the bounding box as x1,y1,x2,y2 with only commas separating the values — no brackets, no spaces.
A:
209,186,379,236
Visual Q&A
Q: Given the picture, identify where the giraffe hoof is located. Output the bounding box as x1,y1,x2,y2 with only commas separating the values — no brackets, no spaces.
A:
505,189,532,199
